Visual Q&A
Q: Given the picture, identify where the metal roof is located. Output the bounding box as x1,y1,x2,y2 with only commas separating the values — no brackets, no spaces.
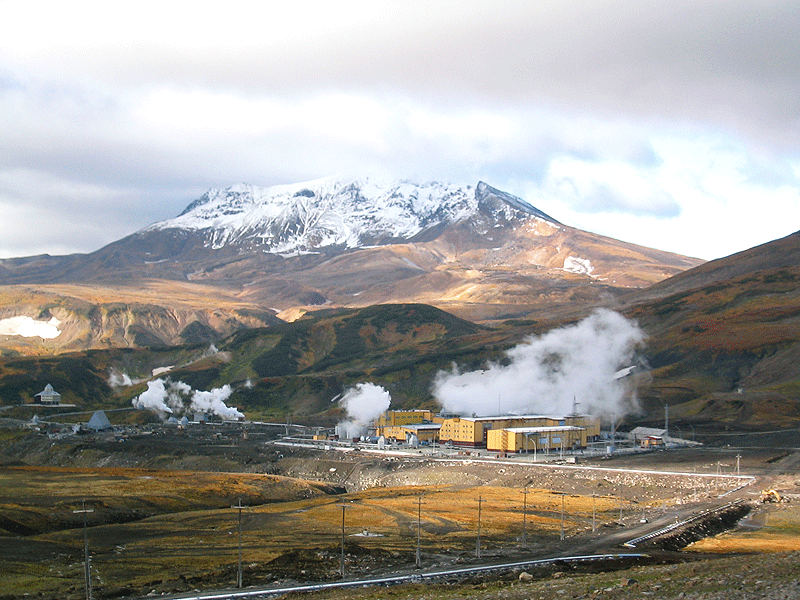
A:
503,425,584,433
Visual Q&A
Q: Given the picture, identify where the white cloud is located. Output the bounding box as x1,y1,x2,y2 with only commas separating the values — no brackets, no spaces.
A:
515,134,800,259
540,156,681,217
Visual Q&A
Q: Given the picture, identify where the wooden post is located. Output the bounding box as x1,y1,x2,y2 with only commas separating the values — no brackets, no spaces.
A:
231,499,249,588
416,495,423,566
521,487,529,547
476,496,484,558
337,503,351,578
73,501,94,600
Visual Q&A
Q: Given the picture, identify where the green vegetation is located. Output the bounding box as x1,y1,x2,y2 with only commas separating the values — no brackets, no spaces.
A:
0,304,499,424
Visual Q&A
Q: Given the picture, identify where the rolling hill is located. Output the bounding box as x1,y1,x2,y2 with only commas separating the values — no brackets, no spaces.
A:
622,230,800,432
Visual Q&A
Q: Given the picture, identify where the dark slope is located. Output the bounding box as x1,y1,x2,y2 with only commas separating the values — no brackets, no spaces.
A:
630,230,800,301
623,231,800,432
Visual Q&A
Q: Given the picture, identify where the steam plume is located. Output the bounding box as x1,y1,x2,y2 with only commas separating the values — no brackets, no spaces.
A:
108,369,133,387
432,310,644,418
132,378,243,420
190,385,243,420
337,382,391,438
132,379,175,415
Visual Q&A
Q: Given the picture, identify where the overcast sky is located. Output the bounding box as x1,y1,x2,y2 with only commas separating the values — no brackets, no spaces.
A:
1,0,798,261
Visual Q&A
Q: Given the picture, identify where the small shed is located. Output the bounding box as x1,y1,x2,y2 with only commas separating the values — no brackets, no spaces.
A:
34,384,61,405
629,426,666,448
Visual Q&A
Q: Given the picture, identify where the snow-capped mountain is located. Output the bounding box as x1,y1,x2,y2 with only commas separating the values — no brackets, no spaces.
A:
0,176,703,350
144,179,559,254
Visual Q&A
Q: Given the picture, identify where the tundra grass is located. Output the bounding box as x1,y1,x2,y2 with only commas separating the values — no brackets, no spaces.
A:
0,473,622,599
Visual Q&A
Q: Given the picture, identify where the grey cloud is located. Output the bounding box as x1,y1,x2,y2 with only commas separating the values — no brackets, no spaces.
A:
6,1,799,147
0,1,797,260
553,176,681,219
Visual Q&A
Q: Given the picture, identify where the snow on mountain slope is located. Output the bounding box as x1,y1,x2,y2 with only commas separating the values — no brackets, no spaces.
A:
145,178,556,254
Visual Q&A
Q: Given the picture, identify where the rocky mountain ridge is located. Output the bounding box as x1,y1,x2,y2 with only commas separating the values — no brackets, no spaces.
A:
150,179,560,255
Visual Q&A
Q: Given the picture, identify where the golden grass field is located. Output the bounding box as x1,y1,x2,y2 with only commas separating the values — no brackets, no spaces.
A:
0,465,625,598
0,444,794,599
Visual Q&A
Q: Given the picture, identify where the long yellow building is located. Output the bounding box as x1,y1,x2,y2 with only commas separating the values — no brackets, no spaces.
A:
436,415,592,447
375,410,599,449
380,423,441,443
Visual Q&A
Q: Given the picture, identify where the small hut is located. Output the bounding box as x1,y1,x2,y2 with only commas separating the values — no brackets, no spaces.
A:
629,426,666,448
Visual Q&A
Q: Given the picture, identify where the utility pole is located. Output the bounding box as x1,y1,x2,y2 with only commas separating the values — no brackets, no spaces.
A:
560,492,566,541
610,413,617,453
73,501,94,600
521,487,529,547
476,496,484,558
416,495,423,567
592,493,596,532
337,503,351,578
736,454,741,476
664,403,669,436
231,498,249,588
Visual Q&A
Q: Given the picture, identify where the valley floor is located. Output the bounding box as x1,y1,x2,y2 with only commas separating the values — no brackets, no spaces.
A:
1,426,800,599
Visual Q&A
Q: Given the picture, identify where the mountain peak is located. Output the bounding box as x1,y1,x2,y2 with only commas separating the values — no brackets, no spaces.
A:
475,181,561,225
149,178,559,255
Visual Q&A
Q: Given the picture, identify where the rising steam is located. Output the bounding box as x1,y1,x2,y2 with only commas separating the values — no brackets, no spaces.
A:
132,378,243,420
432,310,645,418
337,382,391,438
190,385,243,420
108,369,134,387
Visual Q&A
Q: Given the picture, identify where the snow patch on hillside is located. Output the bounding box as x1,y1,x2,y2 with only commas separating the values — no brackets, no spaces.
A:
563,256,594,276
0,316,62,339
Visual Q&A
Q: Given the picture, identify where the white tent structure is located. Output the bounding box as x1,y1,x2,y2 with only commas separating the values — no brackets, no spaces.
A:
86,410,112,431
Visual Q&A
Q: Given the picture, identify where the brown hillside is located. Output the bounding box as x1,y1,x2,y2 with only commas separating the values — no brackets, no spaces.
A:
622,231,800,431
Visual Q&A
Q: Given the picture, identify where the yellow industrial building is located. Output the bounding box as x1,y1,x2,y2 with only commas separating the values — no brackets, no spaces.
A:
486,425,586,453
376,410,443,443
376,410,438,430
375,410,599,449
380,423,441,443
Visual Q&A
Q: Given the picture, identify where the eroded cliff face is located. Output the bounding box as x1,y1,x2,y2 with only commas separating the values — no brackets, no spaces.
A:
0,283,281,355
